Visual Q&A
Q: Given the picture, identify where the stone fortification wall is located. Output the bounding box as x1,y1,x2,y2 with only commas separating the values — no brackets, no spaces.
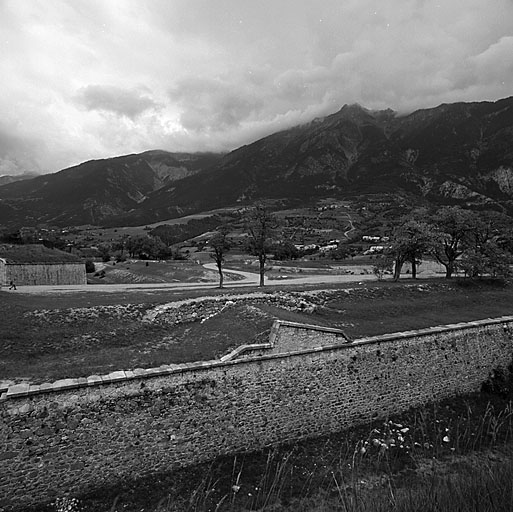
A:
1,316,513,510
2,263,86,286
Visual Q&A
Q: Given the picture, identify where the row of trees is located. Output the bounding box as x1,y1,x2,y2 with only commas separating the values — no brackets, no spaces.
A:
381,207,513,280
211,204,513,288
97,234,187,262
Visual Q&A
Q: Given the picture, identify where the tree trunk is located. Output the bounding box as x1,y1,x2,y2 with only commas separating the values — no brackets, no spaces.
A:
445,262,453,279
411,259,417,279
393,260,402,281
259,255,265,287
216,261,224,288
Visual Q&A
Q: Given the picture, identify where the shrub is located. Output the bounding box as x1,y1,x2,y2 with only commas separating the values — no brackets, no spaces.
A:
373,255,393,280
113,250,127,263
85,260,95,273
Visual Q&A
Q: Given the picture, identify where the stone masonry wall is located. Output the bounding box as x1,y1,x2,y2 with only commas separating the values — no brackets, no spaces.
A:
3,263,86,286
1,317,513,510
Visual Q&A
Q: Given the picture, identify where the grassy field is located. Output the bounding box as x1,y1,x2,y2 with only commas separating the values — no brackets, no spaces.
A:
2,278,513,385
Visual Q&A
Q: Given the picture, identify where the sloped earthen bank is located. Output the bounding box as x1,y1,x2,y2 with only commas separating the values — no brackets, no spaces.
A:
1,316,513,510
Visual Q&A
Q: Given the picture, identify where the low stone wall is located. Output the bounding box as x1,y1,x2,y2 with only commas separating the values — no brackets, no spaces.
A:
145,291,320,325
2,263,86,286
1,316,513,510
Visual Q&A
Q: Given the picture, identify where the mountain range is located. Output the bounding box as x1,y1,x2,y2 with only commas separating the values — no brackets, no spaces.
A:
1,97,513,228
0,173,39,187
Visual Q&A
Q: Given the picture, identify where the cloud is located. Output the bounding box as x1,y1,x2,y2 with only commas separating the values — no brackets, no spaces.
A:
0,125,45,176
468,37,513,86
75,85,159,119
169,77,264,131
1,0,513,172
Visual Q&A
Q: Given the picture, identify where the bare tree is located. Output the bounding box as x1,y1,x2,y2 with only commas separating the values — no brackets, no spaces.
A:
244,203,277,287
209,228,231,288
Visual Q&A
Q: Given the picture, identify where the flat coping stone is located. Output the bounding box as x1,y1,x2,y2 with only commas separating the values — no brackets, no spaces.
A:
87,375,103,386
52,379,79,391
6,383,31,397
107,371,127,382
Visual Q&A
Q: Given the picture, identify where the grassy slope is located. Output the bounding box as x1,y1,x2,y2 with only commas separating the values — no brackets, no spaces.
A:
1,278,513,385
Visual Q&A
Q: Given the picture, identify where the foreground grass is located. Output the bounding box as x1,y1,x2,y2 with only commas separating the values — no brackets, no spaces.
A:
2,278,513,384
273,461,513,512
36,386,513,512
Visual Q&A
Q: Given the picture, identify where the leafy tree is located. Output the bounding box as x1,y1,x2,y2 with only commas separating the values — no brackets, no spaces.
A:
209,228,231,288
152,238,174,260
327,245,351,261
98,244,111,263
111,234,130,259
389,218,435,280
113,250,126,263
431,207,475,278
122,235,171,260
124,235,147,258
244,204,277,287
0,230,22,244
272,240,299,260
459,214,513,279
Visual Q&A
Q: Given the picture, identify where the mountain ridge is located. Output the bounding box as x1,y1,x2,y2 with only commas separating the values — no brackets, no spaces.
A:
1,97,513,228
0,151,223,226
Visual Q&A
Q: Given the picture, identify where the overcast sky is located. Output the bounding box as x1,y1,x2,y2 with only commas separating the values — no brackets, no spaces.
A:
2,0,513,175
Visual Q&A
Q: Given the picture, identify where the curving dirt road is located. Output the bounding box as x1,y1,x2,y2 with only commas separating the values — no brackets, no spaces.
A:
7,262,379,294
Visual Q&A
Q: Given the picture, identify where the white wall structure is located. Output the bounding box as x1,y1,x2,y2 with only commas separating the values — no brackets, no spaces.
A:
0,261,86,286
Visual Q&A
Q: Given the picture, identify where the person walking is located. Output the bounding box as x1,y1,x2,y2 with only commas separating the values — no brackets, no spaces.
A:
8,280,16,290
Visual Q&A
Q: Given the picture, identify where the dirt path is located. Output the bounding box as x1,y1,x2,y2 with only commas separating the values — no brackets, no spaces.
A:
343,214,356,239
8,264,379,294
5,258,446,295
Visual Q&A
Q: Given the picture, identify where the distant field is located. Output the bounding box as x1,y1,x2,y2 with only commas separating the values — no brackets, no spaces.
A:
1,279,513,386
68,207,240,244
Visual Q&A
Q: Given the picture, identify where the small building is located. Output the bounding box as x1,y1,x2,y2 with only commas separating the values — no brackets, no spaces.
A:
0,245,86,286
